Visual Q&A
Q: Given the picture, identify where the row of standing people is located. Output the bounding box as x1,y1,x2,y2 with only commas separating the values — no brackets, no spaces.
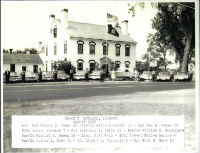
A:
4,70,26,84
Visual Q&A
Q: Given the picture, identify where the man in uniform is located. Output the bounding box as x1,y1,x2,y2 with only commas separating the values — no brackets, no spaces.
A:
21,70,26,83
38,68,42,82
69,69,74,81
5,69,10,84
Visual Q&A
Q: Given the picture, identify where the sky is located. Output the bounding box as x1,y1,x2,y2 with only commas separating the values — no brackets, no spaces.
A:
1,1,157,60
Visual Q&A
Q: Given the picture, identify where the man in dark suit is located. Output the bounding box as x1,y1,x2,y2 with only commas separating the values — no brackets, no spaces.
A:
21,70,26,83
5,70,10,84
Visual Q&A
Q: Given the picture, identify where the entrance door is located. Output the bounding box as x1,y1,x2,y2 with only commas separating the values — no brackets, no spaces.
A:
22,66,26,72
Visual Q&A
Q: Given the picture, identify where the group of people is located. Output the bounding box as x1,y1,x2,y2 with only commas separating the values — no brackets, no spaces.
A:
4,69,26,84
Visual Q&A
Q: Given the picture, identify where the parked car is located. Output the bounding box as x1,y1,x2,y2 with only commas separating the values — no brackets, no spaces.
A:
25,72,39,82
174,72,190,82
57,71,69,81
89,70,101,80
73,70,86,80
9,72,21,82
42,71,55,81
156,72,172,81
139,71,152,81
115,68,135,80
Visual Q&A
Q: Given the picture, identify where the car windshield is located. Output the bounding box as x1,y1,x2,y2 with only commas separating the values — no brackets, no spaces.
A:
10,72,17,76
91,71,100,74
58,71,65,74
143,71,151,74
43,72,51,75
75,71,85,75
176,72,184,75
26,72,35,76
159,72,169,75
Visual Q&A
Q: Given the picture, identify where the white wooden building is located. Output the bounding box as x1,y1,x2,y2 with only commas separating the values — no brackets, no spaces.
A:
38,9,137,73
3,52,43,74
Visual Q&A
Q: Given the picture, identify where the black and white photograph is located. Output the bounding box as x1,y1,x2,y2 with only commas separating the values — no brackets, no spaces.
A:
1,1,199,153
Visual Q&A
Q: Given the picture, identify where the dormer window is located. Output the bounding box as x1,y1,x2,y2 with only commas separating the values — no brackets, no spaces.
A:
77,40,84,54
53,25,57,38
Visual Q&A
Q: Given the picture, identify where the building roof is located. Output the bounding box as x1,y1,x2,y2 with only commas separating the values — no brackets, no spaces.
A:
55,19,137,44
3,53,43,65
68,21,136,44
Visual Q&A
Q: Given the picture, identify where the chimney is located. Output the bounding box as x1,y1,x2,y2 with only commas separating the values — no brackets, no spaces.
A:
26,50,30,54
38,42,43,53
61,9,68,29
9,48,13,54
121,20,128,35
49,14,55,34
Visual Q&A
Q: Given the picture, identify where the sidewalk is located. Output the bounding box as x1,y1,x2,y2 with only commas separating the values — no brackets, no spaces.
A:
3,80,142,86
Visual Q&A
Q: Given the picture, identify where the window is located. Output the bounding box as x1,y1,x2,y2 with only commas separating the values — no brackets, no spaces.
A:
53,25,57,38
89,60,96,72
10,64,15,72
46,46,48,56
64,41,67,54
125,45,130,56
33,65,38,73
54,43,57,55
102,43,109,55
77,63,83,70
77,40,84,54
45,62,48,71
115,44,121,56
22,66,26,72
115,61,121,70
90,63,95,72
125,63,130,68
89,42,96,55
77,59,84,70
125,61,130,71
51,62,54,71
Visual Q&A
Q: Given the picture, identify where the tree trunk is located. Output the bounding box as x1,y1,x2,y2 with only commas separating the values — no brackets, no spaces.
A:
181,35,192,72
163,50,166,71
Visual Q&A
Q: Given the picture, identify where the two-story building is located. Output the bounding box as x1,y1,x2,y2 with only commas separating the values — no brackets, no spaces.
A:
38,9,137,74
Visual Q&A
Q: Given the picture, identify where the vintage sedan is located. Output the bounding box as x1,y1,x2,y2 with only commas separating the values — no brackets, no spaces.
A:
156,72,172,81
115,69,135,80
9,72,21,82
139,71,152,81
73,70,86,80
57,71,69,81
89,70,101,80
25,72,39,82
42,71,55,81
174,72,190,82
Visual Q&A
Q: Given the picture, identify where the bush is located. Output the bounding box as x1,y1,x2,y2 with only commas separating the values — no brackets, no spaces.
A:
57,60,76,75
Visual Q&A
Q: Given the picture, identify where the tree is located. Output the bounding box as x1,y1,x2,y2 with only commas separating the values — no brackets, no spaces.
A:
57,60,76,75
128,2,195,72
145,32,172,71
3,49,9,53
151,3,195,72
24,48,38,54
136,61,149,72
